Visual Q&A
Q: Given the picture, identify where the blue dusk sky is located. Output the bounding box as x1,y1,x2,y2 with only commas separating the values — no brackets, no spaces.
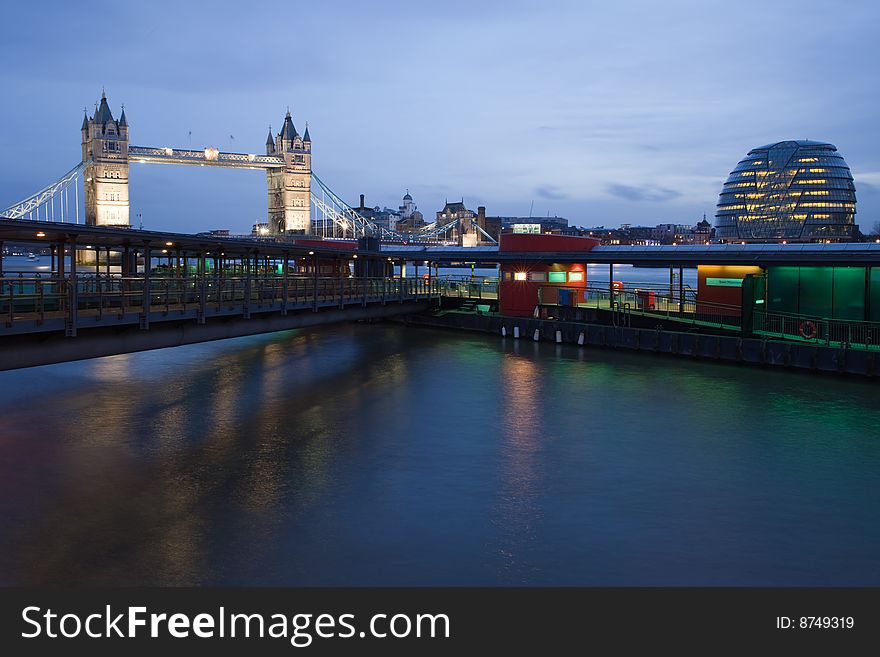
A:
1,0,878,233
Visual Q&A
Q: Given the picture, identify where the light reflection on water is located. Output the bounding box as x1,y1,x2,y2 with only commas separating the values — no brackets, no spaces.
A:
0,323,878,586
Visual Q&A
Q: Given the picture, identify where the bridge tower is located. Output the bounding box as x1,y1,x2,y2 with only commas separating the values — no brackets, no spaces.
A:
266,110,311,234
81,91,130,227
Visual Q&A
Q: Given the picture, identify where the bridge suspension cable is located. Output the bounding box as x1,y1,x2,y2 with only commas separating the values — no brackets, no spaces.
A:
415,216,498,244
310,172,404,242
1,160,90,223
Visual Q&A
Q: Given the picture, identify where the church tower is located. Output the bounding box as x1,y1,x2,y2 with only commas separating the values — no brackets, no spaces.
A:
266,110,311,234
82,91,130,227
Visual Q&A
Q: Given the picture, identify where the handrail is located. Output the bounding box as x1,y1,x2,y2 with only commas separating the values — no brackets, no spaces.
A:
0,275,440,332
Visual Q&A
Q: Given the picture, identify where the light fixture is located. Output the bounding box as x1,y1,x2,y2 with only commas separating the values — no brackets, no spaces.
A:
36,231,46,238
165,241,174,246
352,254,358,259
514,272,527,281
308,251,314,256
161,249,168,254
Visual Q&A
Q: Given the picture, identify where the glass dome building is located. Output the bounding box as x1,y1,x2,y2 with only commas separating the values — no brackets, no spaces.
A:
715,140,857,242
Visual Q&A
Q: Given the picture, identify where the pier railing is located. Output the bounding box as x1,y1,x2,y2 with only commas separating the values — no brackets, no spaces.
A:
439,276,499,300
538,284,741,328
536,284,880,349
0,274,439,332
751,309,880,349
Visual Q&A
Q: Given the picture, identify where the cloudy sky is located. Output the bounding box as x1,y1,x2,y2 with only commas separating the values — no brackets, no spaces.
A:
1,0,878,233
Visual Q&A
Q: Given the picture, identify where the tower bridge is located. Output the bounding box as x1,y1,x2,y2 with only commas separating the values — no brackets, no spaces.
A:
2,92,405,241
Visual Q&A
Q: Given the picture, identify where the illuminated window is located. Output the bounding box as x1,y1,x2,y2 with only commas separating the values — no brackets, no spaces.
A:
548,271,566,283
528,271,547,282
513,272,527,281
568,271,584,283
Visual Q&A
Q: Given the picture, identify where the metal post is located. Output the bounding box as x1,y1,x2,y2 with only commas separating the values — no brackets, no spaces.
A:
678,265,684,316
198,251,207,324
243,251,252,318
313,254,319,311
338,257,344,308
141,243,151,329
57,240,65,279
106,246,111,276
281,251,289,315
121,246,130,312
0,240,3,278
67,237,77,337
609,262,614,309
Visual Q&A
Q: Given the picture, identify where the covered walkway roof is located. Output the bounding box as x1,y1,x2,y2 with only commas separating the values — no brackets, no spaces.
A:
382,242,880,266
0,219,360,259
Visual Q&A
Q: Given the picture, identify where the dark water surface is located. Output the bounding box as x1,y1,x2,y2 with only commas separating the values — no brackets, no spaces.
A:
0,324,877,585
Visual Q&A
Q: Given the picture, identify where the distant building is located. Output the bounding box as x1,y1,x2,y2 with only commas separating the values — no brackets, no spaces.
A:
496,216,570,235
435,200,499,245
397,190,424,229
352,194,402,232
579,219,715,245
694,216,713,243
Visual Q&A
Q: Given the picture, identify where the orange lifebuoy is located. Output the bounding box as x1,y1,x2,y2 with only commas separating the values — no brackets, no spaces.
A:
798,320,817,340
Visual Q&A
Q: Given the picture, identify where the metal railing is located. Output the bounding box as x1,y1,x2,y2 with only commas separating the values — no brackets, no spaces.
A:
752,310,880,349
538,285,743,330
0,274,439,331
439,276,499,299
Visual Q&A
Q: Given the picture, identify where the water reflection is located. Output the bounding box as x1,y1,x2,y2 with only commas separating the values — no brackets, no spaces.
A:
497,354,544,582
0,324,878,586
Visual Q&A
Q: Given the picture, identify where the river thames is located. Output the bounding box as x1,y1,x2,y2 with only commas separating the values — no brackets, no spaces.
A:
0,321,877,586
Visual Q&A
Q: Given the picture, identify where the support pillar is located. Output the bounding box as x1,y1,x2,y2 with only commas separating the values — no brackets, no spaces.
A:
312,253,319,311
0,240,3,278
121,245,130,311
57,240,65,279
198,251,207,324
141,242,151,329
281,251,289,315
679,265,684,316
243,251,252,318
66,236,78,337
609,263,614,308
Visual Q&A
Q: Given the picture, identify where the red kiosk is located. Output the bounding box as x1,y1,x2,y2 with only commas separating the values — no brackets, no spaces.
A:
498,234,600,317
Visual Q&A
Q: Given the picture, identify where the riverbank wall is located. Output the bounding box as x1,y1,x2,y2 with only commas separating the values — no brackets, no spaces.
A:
397,310,879,378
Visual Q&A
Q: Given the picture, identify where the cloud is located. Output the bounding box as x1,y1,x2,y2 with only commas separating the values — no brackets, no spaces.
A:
535,185,567,200
853,172,880,186
606,184,681,202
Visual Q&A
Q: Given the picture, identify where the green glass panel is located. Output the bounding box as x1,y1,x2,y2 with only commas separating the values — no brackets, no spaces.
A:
831,267,865,320
869,268,880,322
548,271,566,283
767,266,799,314
798,267,833,319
